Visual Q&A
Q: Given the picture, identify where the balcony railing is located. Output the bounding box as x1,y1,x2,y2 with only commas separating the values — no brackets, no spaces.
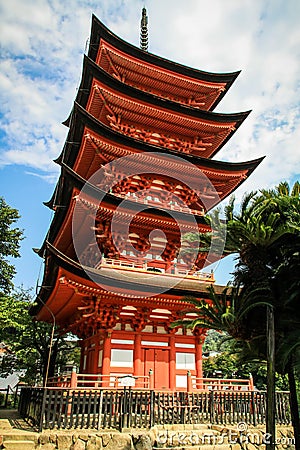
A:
113,191,205,216
191,375,254,391
47,373,150,390
48,371,253,393
97,258,215,282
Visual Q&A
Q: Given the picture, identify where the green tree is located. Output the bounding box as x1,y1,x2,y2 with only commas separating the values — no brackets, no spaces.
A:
0,199,80,384
175,181,300,449
0,197,23,293
202,331,290,391
0,287,80,384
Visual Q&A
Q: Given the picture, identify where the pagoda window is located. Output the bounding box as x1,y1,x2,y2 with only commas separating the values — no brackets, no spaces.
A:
111,339,134,345
176,352,195,370
175,343,195,349
111,349,133,367
141,341,168,347
176,375,188,388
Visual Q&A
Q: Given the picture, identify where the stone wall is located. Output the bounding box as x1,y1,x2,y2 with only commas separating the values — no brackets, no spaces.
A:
0,425,295,450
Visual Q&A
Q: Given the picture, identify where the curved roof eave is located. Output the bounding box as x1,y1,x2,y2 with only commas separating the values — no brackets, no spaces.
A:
59,102,264,175
34,163,211,260
88,15,241,97
73,55,250,126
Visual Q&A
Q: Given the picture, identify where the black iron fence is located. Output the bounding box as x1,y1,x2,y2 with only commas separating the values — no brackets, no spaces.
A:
18,387,291,432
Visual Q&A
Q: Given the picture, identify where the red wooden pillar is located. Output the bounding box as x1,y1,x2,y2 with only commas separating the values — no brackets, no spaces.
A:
134,333,142,384
249,373,254,391
169,334,176,391
70,368,78,388
102,331,112,387
195,335,204,389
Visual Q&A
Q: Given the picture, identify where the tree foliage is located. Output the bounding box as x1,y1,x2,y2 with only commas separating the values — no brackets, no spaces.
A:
0,198,80,384
175,181,300,446
0,197,23,293
0,287,80,384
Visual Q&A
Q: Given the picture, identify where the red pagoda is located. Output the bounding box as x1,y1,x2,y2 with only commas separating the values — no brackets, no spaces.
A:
34,11,263,391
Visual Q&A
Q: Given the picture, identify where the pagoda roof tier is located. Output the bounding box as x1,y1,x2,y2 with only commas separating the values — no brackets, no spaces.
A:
89,15,240,111
39,171,214,269
57,103,263,193
49,179,211,256
68,188,214,269
33,241,223,335
71,56,250,159
60,148,263,218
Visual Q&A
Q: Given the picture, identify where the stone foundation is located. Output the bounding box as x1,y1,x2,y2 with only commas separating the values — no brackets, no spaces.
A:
0,425,295,450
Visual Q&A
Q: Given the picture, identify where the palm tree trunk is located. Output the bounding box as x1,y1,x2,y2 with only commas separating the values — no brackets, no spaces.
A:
287,358,300,449
266,305,276,450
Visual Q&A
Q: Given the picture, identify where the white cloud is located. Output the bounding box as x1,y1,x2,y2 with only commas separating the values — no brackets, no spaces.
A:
0,0,299,192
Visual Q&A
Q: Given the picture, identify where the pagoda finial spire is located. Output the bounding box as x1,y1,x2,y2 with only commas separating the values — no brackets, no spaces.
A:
140,7,148,51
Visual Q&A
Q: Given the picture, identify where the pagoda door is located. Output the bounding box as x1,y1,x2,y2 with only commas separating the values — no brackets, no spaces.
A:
144,348,169,390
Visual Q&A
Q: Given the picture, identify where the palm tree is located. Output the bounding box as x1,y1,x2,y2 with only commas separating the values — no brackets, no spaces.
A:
172,283,270,342
178,181,300,450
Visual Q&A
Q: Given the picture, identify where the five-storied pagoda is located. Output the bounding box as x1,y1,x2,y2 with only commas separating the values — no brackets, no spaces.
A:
33,9,262,390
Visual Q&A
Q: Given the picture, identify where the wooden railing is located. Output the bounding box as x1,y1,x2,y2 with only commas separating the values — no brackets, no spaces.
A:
190,374,254,391
48,371,252,393
113,191,205,217
97,258,215,282
19,387,292,432
47,373,151,390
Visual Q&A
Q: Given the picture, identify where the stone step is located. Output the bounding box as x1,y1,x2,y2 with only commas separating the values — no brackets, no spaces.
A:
0,419,13,430
2,440,36,450
2,433,38,442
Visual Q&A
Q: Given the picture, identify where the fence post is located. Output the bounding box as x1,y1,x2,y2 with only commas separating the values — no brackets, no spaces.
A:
119,387,127,432
70,368,77,388
149,390,155,428
13,385,19,408
251,390,257,426
4,385,9,408
179,391,186,424
149,369,154,390
209,390,215,424
187,371,192,393
39,389,48,432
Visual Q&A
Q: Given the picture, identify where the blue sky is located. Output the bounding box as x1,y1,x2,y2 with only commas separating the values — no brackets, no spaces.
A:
0,0,299,290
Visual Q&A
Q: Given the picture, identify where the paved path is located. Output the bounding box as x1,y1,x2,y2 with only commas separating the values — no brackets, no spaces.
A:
0,409,33,431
